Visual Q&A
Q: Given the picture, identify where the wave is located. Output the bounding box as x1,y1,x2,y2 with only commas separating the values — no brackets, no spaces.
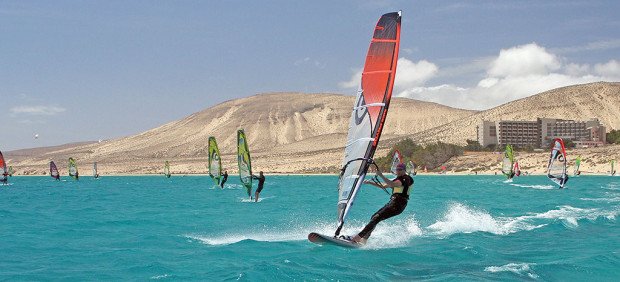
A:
185,217,423,249
509,183,555,190
580,195,620,203
484,263,538,279
150,274,171,280
238,196,275,203
427,203,618,236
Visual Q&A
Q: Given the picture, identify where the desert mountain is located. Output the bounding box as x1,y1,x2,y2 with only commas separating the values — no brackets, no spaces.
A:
412,82,620,145
8,93,474,174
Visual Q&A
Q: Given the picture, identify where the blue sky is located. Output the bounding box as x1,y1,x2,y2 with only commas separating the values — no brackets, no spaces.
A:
2,0,619,151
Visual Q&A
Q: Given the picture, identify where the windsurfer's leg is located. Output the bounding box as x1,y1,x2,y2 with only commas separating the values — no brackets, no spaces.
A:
255,191,259,202
356,201,405,241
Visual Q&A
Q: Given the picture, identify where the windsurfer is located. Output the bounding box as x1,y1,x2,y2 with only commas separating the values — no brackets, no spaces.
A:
252,171,265,202
351,163,413,244
1,172,7,185
220,170,228,188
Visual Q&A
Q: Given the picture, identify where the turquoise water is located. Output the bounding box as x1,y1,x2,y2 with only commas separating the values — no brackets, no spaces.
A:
1,175,619,280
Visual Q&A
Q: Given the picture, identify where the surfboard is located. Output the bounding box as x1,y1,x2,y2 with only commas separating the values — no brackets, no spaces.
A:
308,232,362,248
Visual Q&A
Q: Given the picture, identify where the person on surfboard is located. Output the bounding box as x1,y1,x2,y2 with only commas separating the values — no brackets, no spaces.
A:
252,171,265,202
220,170,228,188
351,162,413,244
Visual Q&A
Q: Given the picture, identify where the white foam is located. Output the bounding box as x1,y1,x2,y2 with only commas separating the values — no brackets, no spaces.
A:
185,221,338,246
150,274,170,280
509,183,555,190
185,216,423,249
426,203,619,236
484,263,538,278
518,205,619,223
362,217,423,249
238,196,275,203
427,203,544,236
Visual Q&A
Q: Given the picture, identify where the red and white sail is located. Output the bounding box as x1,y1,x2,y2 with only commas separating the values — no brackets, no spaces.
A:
336,11,401,235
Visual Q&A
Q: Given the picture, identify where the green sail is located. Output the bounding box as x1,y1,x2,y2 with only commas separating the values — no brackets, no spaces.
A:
208,137,222,186
501,144,514,178
573,156,581,176
164,161,171,178
68,157,78,180
237,129,252,197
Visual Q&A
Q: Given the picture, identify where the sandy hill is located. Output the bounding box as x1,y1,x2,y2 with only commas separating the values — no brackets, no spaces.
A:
412,82,620,145
9,93,474,175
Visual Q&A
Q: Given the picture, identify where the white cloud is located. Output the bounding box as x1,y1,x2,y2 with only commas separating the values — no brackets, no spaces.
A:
10,105,66,116
339,58,439,90
487,43,560,77
394,43,620,110
594,60,620,77
395,58,438,90
338,68,362,89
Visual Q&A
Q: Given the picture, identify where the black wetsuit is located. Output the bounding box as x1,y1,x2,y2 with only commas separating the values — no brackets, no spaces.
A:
220,172,228,188
358,174,413,239
253,175,266,193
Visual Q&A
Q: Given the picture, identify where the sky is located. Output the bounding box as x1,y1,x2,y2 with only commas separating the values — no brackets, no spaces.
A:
1,0,619,151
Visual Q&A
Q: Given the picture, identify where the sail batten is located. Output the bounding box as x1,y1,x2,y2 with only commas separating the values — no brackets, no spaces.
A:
335,11,401,236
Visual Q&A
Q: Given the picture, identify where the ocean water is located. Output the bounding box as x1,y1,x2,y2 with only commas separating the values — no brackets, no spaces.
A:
1,175,619,281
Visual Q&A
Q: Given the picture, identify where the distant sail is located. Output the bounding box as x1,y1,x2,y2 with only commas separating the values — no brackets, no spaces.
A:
513,161,521,177
501,144,514,178
407,160,416,176
611,160,616,176
573,156,581,176
547,138,568,188
93,162,98,178
390,149,403,174
0,151,7,183
208,137,222,186
335,11,401,236
50,161,60,179
68,157,78,180
8,166,14,177
237,129,252,198
164,161,171,178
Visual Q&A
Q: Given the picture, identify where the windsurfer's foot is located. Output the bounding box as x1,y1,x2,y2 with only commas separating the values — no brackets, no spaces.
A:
352,235,367,244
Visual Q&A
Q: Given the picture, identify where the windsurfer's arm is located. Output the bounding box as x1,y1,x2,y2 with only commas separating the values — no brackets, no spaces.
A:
375,169,400,187
363,179,388,189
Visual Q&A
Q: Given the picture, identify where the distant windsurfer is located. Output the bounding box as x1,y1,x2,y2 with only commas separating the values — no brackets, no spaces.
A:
1,172,7,185
75,171,79,180
252,171,265,202
351,163,413,244
220,170,228,188
507,171,515,180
